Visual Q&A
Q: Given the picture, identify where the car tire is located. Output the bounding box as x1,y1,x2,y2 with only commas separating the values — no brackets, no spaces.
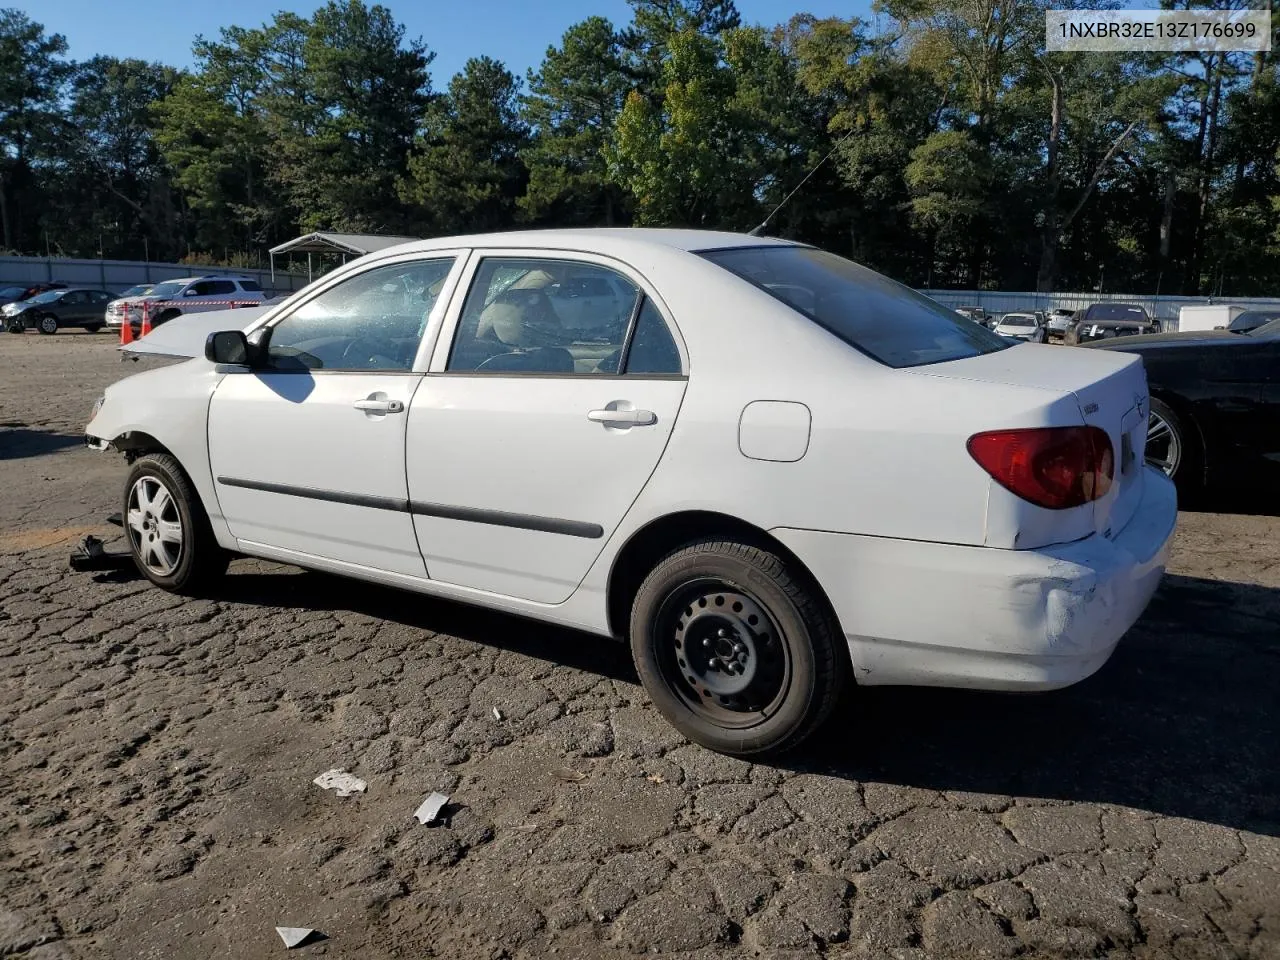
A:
123,453,229,594
1146,397,1201,492
84,323,103,334
37,313,57,334
629,538,848,757
6,319,22,334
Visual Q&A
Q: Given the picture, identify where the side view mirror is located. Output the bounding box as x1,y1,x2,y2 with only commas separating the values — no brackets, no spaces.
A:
205,330,252,366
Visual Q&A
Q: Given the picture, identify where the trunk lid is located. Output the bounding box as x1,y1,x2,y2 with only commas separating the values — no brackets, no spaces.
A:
910,343,1149,540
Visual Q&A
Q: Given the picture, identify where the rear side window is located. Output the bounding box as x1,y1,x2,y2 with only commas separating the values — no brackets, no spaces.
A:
239,280,263,292
700,247,1011,369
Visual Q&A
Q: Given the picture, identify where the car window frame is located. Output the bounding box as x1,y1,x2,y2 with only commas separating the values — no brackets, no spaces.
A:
252,250,469,375
429,249,687,380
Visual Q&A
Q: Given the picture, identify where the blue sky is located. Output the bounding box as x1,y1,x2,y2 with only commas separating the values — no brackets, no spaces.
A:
22,0,878,86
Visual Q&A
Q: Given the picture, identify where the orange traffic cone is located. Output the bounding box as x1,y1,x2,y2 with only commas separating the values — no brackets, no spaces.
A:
139,302,153,337
119,313,134,345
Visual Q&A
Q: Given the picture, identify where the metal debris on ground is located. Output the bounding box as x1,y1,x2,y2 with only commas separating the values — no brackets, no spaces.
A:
275,927,317,949
68,534,133,573
413,791,450,825
492,707,503,721
553,768,586,783
646,774,666,784
312,769,366,797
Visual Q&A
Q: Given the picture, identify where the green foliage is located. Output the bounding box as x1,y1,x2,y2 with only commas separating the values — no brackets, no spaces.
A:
399,57,529,234
0,1,1277,294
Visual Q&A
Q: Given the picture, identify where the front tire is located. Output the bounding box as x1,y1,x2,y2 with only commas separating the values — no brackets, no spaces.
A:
123,453,229,594
629,539,848,757
37,313,57,334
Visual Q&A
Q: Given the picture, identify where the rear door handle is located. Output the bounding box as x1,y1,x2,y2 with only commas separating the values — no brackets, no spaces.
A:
353,398,404,414
588,407,657,426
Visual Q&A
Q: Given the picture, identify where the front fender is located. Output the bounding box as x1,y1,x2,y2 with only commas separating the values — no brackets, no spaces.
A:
86,359,234,547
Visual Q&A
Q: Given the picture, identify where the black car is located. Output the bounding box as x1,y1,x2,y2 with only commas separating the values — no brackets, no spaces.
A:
3,287,116,334
1226,308,1280,334
1084,318,1280,491
0,282,66,307
1065,303,1156,345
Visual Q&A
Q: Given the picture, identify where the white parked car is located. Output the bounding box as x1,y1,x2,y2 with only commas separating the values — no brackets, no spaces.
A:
85,229,1176,756
993,312,1047,343
105,275,266,332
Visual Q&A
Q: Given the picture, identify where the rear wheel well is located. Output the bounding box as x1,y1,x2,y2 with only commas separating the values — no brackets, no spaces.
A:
606,511,840,643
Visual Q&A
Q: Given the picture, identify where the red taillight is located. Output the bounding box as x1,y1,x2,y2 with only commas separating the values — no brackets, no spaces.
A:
967,426,1114,510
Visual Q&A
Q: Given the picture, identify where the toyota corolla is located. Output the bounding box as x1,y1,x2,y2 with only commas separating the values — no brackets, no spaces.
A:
85,229,1177,756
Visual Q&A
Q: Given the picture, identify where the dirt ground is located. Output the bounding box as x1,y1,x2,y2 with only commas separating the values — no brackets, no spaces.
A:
1,331,1278,960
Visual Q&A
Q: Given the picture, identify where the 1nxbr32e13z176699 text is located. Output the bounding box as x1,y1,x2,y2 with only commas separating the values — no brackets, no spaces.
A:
1046,9,1272,53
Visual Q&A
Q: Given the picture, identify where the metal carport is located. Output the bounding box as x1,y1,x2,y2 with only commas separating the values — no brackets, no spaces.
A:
268,232,420,284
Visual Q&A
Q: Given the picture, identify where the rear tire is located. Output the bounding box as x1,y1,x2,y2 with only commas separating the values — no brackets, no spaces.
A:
123,453,229,594
629,538,848,757
84,323,103,334
37,313,57,334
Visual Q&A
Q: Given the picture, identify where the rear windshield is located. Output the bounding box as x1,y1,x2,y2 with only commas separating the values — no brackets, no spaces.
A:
700,246,1011,368
1083,303,1148,323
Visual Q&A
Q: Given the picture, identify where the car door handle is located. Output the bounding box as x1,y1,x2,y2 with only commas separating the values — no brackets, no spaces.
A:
587,407,656,426
353,398,404,414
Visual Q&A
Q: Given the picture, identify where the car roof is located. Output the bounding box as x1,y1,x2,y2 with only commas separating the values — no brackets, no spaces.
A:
375,227,800,258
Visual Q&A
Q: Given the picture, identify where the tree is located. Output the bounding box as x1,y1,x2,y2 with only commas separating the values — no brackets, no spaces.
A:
46,57,179,259
400,57,529,234
0,8,72,250
521,17,631,226
291,0,432,232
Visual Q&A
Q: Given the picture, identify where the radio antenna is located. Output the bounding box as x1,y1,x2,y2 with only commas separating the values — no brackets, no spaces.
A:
748,128,857,237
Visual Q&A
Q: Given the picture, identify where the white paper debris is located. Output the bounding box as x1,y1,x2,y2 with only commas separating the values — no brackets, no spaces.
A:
492,707,503,721
313,769,366,797
276,927,314,949
414,791,450,825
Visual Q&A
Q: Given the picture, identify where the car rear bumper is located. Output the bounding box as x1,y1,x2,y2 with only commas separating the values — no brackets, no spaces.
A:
772,465,1178,691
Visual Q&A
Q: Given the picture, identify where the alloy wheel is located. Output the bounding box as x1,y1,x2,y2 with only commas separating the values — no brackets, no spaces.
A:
1146,409,1181,477
127,476,184,576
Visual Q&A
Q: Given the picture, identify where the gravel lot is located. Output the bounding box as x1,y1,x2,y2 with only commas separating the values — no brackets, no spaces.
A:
2,332,1278,960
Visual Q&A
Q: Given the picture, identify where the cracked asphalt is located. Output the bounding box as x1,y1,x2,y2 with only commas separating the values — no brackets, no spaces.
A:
1,332,1278,960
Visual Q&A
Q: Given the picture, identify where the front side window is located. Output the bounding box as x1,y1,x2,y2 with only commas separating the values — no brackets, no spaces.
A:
448,258,647,375
700,246,1012,369
265,258,455,372
62,291,87,305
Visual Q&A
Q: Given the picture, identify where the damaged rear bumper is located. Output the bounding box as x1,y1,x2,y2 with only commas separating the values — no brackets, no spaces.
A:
772,465,1178,691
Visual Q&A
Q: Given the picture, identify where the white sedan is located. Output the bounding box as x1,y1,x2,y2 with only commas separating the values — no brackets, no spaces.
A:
86,229,1177,756
993,312,1048,343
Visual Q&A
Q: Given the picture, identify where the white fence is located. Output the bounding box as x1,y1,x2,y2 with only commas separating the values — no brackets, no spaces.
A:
921,289,1280,329
0,256,310,296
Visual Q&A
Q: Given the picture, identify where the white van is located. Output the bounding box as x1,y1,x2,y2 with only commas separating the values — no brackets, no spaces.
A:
1177,304,1246,333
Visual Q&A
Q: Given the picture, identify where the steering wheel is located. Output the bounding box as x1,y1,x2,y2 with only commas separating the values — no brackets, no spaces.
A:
341,336,399,368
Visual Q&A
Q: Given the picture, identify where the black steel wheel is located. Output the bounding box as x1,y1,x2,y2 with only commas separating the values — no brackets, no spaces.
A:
630,539,848,757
